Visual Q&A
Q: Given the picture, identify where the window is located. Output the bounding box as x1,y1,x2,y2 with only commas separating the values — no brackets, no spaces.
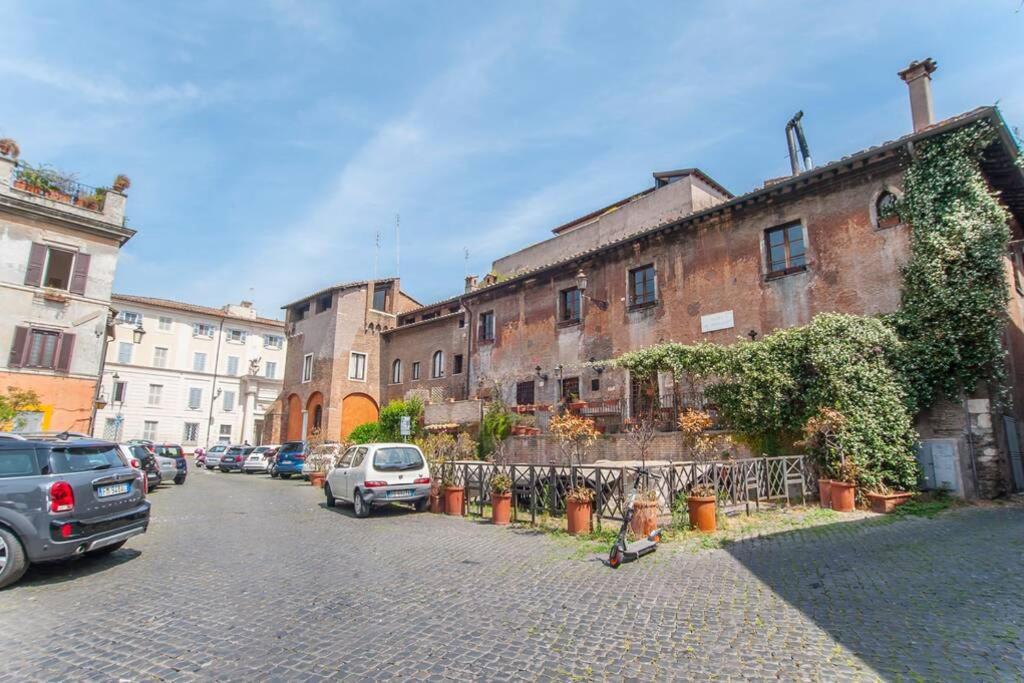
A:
391,359,402,384
458,317,466,328
263,334,283,349
559,287,582,323
226,329,246,344
591,378,600,392
312,405,323,431
148,384,162,406
373,446,425,471
223,390,235,412
226,356,240,376
118,310,143,326
112,381,127,403
291,302,310,322
412,361,421,381
479,311,495,341
349,352,367,381
453,354,463,375
628,264,657,308
351,447,367,468
875,191,900,228
316,294,333,313
372,284,388,311
182,422,200,445
560,377,580,402
193,352,207,373
102,418,123,441
265,361,277,379
153,347,168,368
1012,246,1024,296
431,350,444,378
24,243,90,294
218,424,232,444
158,316,172,331
143,421,158,441
9,327,73,371
118,342,133,364
302,353,314,383
0,449,39,478
765,222,806,276
188,387,202,410
28,330,61,368
516,381,535,405
193,322,215,338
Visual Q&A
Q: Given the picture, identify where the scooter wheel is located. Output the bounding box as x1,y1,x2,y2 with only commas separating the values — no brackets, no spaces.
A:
608,546,623,569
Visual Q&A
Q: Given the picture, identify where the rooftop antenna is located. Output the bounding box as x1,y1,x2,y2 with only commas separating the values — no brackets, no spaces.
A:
395,213,401,278
374,229,381,279
464,247,469,278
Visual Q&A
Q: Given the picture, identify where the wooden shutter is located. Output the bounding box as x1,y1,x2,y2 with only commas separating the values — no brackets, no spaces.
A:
8,326,29,367
24,243,47,287
55,333,75,372
69,252,91,295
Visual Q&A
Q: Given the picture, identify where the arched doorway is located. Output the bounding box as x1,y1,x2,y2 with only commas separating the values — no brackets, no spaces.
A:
286,394,303,440
306,392,324,439
341,393,379,439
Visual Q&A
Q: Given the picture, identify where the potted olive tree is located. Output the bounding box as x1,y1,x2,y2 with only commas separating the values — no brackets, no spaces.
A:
625,414,659,537
678,409,731,533
549,413,600,535
490,472,513,525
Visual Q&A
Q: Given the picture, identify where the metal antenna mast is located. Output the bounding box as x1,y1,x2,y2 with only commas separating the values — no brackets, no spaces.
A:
374,229,381,279
395,214,401,278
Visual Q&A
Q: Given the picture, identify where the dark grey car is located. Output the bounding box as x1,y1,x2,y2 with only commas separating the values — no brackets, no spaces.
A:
0,439,151,589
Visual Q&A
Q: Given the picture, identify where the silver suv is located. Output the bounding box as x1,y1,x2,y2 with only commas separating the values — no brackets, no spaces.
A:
0,439,151,589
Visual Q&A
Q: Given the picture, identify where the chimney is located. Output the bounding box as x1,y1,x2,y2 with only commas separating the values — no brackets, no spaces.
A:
898,58,938,132
464,275,478,293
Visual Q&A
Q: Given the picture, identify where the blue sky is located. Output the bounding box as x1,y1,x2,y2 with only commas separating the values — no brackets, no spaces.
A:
2,1,1021,319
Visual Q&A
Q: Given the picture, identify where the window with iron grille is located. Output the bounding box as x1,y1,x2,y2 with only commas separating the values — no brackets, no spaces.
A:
452,354,463,375
628,265,656,308
516,381,535,405
182,422,200,445
559,287,581,323
765,222,806,276
103,418,123,441
560,377,580,402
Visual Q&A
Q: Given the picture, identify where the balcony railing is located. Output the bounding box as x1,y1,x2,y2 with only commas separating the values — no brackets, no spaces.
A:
11,162,106,212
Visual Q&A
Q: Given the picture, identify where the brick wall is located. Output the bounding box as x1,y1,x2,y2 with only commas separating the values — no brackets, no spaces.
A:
381,313,469,405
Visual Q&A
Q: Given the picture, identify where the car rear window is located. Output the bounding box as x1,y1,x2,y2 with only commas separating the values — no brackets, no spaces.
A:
155,445,183,457
372,447,424,471
0,449,39,478
50,445,126,473
280,442,304,455
227,447,246,455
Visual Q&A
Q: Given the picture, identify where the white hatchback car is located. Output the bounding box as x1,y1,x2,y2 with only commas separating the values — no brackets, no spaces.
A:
243,445,278,473
324,443,432,517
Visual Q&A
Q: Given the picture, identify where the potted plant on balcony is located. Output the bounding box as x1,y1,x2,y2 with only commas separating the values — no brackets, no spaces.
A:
75,188,106,211
567,393,586,412
549,412,601,534
490,472,513,525
679,408,731,533
0,138,19,159
113,174,131,193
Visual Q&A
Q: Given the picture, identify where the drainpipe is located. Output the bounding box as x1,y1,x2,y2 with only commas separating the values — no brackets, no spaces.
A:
204,317,226,448
87,309,114,436
459,295,474,401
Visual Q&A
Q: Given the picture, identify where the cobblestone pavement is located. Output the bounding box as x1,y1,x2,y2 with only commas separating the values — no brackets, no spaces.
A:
1,468,1022,682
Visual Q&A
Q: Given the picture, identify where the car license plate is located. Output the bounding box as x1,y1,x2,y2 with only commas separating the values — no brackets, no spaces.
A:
97,483,130,497
387,489,411,498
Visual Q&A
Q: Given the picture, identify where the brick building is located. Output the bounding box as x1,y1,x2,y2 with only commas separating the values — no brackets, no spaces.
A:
278,60,1024,497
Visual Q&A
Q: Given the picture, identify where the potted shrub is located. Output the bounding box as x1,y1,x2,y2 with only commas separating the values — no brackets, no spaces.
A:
865,485,914,513
830,460,859,513
565,485,594,535
548,412,601,534
679,408,732,533
0,138,20,159
800,409,846,509
113,174,131,193
490,472,513,525
442,473,464,516
686,482,717,532
626,415,659,537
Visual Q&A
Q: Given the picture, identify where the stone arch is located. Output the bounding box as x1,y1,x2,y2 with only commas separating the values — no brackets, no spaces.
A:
306,391,324,438
286,393,303,441
341,392,379,439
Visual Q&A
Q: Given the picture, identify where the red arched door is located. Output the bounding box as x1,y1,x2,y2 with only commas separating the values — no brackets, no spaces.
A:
341,393,379,439
286,394,303,441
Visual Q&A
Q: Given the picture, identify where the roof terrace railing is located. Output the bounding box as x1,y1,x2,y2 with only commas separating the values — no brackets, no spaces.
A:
10,161,107,212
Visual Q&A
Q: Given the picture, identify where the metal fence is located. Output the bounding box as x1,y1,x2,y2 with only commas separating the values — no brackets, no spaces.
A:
438,455,810,524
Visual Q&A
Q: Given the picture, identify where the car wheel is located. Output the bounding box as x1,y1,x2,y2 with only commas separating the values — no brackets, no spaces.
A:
0,527,28,590
281,473,291,480
174,476,185,485
414,497,428,512
86,540,127,557
325,483,336,508
353,490,370,518
270,470,278,478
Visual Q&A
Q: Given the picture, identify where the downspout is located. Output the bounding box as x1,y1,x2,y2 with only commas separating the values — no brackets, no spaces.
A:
87,309,115,436
204,316,226,448
459,295,474,401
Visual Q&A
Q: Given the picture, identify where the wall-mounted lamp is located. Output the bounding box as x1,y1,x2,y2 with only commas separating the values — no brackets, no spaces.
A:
747,329,758,341
589,357,605,375
575,269,608,311
535,365,548,387
94,392,108,410
132,323,146,344
553,364,563,379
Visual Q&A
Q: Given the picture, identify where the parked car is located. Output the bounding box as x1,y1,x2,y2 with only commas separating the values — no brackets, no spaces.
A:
324,443,431,517
0,433,27,441
242,445,278,474
302,443,342,480
152,444,188,485
204,444,228,469
219,445,254,472
0,438,151,589
116,443,161,491
270,441,306,479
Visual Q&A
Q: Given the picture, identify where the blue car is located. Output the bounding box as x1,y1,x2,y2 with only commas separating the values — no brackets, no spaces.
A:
270,441,306,479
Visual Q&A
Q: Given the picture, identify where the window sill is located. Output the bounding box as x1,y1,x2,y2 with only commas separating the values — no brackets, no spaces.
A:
765,265,808,281
627,301,658,312
557,319,581,329
478,338,495,345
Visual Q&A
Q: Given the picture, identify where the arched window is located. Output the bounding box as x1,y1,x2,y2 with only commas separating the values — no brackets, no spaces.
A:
391,359,402,384
875,191,899,228
431,350,444,378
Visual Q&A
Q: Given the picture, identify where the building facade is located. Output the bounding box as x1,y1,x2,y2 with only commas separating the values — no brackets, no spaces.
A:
0,148,134,434
92,295,286,450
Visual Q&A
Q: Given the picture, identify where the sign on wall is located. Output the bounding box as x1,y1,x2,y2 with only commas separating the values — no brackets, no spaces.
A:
700,310,735,333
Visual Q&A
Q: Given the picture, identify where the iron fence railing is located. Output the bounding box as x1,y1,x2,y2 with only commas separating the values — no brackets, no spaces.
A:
438,455,810,524
10,161,106,211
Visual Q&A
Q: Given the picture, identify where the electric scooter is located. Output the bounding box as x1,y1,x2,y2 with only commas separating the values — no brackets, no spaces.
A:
608,466,663,568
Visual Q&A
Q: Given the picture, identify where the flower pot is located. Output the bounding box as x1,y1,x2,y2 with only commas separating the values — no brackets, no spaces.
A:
566,499,592,535
443,486,465,516
687,495,717,533
429,491,444,514
491,492,512,525
866,491,913,514
877,214,900,229
309,472,325,488
818,479,832,509
630,499,659,537
830,481,856,512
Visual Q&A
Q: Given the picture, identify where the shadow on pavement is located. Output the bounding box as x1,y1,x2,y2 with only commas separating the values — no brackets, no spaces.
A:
722,506,1024,680
318,501,420,519
18,548,143,587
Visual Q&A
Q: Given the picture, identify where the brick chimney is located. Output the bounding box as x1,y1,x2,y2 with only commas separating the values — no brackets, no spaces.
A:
464,275,478,292
898,58,938,133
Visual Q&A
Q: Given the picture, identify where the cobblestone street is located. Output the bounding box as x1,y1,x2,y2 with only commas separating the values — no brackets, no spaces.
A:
1,468,1022,681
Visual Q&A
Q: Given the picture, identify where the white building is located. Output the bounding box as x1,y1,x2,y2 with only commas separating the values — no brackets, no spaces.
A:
92,295,286,451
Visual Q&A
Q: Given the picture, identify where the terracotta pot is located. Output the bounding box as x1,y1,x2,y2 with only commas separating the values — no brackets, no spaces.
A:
566,499,592,535
877,214,900,229
429,491,444,514
443,486,465,516
309,472,325,488
491,492,512,525
830,481,856,512
687,495,717,533
866,491,913,514
818,479,832,508
630,499,659,537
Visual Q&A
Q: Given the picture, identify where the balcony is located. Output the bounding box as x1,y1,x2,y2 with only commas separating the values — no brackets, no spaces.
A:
0,153,128,228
